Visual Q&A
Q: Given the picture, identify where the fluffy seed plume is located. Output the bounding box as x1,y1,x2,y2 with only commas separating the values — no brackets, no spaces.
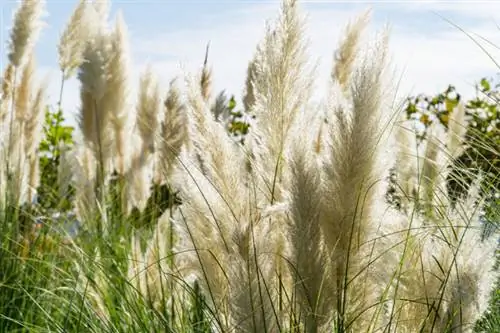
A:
200,43,212,102
24,80,46,156
123,67,161,212
158,78,188,179
58,0,92,79
0,64,15,126
136,66,161,153
92,0,110,31
106,11,132,174
242,56,258,113
7,0,45,67
288,140,333,332
24,82,47,204
172,76,279,331
393,115,419,211
250,0,313,203
332,9,371,93
77,32,112,163
419,124,449,216
76,29,115,214
447,102,468,160
15,53,36,123
319,27,392,331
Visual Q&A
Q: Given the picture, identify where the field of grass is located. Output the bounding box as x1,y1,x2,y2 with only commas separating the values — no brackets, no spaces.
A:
0,0,498,332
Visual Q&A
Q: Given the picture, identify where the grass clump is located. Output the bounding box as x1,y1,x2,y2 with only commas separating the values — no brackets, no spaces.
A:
0,0,498,332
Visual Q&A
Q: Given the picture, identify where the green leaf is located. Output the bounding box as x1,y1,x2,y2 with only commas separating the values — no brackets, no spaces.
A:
480,78,491,92
228,95,236,110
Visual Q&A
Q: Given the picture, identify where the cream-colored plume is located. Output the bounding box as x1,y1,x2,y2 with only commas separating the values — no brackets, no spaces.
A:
447,102,468,160
0,64,15,127
7,0,45,67
200,43,212,102
242,56,258,113
249,0,313,204
15,53,36,124
394,115,420,211
136,67,161,154
288,139,333,332
77,32,112,170
157,78,188,181
24,81,47,204
332,9,371,93
122,67,161,212
318,26,393,331
58,0,92,80
106,11,132,175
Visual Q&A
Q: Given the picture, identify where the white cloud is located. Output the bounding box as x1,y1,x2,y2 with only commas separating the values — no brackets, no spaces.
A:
392,1,500,21
133,3,500,102
38,1,500,128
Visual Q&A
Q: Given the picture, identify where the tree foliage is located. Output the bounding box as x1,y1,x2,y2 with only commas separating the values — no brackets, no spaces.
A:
403,78,499,227
37,107,75,211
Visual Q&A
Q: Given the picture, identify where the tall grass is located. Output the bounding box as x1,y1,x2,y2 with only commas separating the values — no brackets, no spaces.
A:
0,0,498,332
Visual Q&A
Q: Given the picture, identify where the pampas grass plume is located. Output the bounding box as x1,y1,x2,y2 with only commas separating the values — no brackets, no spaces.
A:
332,9,370,93
7,0,45,67
107,10,132,174
58,0,91,79
158,78,188,180
15,53,36,123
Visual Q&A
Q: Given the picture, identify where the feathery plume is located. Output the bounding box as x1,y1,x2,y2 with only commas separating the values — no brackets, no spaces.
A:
57,143,74,199
419,124,449,217
92,0,110,31
319,26,392,330
447,102,468,160
242,56,258,113
24,82,46,203
288,140,333,332
106,11,132,174
0,64,15,126
124,147,152,213
7,54,36,197
332,9,371,93
24,81,47,155
313,119,324,154
440,208,498,332
123,67,160,212
389,179,498,332
250,0,313,203
210,90,231,123
393,115,419,211
158,78,187,180
58,0,92,79
5,55,37,206
200,42,212,102
136,66,161,153
172,75,280,332
15,53,36,123
77,32,112,168
73,143,97,221
7,0,45,67
171,2,319,331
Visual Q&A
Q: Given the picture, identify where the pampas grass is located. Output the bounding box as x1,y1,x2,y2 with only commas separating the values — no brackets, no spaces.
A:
7,0,44,67
106,11,132,176
58,0,92,80
158,78,188,181
1,0,45,209
0,0,498,332
332,9,371,93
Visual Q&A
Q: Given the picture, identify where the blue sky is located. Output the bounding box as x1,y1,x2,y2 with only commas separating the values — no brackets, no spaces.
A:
2,0,500,127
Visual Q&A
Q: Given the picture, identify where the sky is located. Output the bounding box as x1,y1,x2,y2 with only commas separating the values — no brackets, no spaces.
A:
1,0,500,128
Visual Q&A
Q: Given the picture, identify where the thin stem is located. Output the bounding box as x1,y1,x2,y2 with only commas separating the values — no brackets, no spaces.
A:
58,70,66,111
